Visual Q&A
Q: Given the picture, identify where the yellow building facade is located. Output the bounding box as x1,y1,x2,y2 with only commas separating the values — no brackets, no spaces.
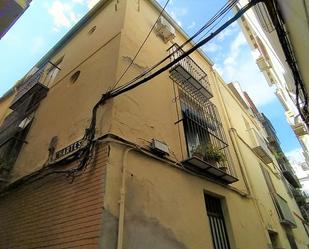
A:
0,0,308,248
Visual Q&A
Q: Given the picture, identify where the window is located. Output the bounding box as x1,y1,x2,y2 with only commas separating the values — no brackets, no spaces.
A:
88,26,96,35
204,194,231,249
0,113,32,182
261,165,276,193
70,71,81,84
282,177,293,197
268,230,280,249
286,228,298,249
261,165,297,227
179,90,228,162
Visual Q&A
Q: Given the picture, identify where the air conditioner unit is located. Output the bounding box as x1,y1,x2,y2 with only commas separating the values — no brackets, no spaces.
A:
155,16,175,43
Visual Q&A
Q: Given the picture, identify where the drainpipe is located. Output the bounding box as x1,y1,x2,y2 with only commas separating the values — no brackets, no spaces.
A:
211,70,252,196
211,70,269,232
117,147,133,249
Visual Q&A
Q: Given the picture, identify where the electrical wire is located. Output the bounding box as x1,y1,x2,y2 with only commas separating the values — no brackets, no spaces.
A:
2,0,260,190
110,0,258,99
111,0,170,90
112,0,238,93
264,0,309,124
195,2,235,44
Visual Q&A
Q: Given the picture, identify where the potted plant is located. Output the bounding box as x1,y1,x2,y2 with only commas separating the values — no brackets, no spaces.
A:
191,144,207,160
191,144,226,166
203,144,226,166
274,152,285,160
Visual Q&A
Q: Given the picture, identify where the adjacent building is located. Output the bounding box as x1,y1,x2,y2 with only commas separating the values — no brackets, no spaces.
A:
236,0,309,165
0,0,32,39
0,0,308,248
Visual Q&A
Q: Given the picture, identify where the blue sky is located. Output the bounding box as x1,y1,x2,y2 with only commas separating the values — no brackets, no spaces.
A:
0,0,302,157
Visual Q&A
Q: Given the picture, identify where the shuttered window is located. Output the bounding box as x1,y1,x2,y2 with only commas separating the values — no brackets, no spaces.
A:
205,194,231,249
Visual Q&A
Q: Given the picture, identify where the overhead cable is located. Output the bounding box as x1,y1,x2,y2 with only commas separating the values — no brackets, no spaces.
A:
112,0,171,89
113,0,238,93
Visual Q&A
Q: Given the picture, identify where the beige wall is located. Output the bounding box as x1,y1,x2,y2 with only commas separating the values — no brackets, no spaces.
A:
0,0,308,248
103,141,268,249
214,70,309,248
0,94,15,124
10,0,125,180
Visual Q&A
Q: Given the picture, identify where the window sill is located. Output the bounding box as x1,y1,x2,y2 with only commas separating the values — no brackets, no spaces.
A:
182,156,238,184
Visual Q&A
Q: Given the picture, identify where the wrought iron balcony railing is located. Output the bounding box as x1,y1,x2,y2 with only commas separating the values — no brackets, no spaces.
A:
178,91,237,184
248,128,273,164
280,163,301,188
10,62,57,113
0,111,32,182
168,44,212,103
273,193,297,228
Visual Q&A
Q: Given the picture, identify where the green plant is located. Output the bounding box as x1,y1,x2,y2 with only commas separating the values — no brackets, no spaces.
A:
274,152,285,160
192,143,226,163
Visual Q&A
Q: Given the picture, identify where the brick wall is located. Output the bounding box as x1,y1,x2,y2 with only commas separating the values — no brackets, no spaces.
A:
0,143,108,249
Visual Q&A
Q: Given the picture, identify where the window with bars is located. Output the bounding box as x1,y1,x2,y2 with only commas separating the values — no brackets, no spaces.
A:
204,194,231,249
179,90,234,175
0,112,32,183
261,166,297,227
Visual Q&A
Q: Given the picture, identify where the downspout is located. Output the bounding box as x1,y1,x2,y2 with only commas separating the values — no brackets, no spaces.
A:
211,70,252,196
117,147,133,249
211,70,269,231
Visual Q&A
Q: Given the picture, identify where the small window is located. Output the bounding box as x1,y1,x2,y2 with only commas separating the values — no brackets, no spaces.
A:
70,71,80,84
204,194,231,249
88,26,96,35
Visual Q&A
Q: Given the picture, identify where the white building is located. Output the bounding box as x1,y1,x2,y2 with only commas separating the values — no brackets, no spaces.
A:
289,154,309,195
235,0,309,164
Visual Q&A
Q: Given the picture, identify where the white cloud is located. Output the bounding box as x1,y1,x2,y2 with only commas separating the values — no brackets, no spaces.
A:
48,1,79,29
72,0,85,3
217,23,237,41
215,31,276,107
188,21,196,29
223,32,246,65
203,42,221,53
70,0,100,9
168,7,187,27
286,148,305,164
31,37,45,53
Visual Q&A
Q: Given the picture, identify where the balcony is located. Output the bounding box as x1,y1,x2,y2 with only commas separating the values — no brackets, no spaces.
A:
179,93,237,184
261,113,279,145
168,44,213,103
281,166,301,188
273,193,297,228
248,128,272,164
293,116,307,136
256,56,269,71
10,62,55,113
0,111,31,182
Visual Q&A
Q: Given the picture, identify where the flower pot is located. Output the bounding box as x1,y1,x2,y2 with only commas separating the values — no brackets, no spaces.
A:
205,159,217,166
192,152,204,160
219,166,228,172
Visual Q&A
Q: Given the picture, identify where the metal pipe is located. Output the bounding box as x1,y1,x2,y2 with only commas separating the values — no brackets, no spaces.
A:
211,70,270,231
117,147,133,249
211,70,251,196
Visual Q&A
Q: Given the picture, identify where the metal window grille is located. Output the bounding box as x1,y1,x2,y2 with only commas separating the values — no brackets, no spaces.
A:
205,194,231,249
168,43,213,103
179,90,235,176
10,61,57,113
